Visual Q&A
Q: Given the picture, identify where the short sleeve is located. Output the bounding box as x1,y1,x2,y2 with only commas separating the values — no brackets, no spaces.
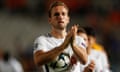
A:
33,36,47,53
76,36,87,49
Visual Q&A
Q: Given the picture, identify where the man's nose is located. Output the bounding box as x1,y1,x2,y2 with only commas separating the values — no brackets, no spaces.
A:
57,14,63,20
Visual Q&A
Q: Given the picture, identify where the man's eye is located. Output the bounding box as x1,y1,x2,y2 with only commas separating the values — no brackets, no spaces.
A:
54,13,60,16
62,12,65,16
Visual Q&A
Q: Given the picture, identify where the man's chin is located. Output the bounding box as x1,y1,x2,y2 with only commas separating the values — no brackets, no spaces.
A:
57,26,65,30
58,27,65,30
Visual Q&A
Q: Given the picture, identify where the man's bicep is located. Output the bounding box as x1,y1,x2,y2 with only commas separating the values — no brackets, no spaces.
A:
34,50,45,57
34,50,45,66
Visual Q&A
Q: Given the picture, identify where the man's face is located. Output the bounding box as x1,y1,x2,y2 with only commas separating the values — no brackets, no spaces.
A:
88,36,96,47
49,6,70,30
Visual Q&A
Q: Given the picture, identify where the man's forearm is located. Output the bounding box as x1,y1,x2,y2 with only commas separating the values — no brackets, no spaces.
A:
34,40,70,66
72,45,88,65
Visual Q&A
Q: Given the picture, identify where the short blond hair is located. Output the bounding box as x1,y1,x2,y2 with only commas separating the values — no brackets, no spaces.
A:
48,1,69,18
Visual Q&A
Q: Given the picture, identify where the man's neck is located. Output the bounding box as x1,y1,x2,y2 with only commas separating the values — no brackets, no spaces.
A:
50,29,67,39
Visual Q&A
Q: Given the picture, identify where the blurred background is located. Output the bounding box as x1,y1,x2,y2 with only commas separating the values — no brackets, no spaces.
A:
0,0,119,72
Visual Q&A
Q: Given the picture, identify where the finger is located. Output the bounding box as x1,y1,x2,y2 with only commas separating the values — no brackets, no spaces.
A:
88,66,94,70
72,25,77,33
84,67,90,72
90,60,95,64
85,67,92,72
70,26,75,35
89,64,95,69
88,69,93,72
71,26,74,33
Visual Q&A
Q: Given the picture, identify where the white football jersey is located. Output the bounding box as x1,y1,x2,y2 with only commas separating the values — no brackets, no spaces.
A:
33,33,87,72
80,49,110,72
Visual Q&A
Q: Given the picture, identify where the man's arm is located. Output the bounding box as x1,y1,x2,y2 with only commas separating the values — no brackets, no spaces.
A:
71,25,88,65
83,60,95,72
71,42,88,65
34,32,72,66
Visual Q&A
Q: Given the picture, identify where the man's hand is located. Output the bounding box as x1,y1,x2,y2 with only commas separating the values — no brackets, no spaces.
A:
63,28,73,48
70,24,78,47
84,60,95,72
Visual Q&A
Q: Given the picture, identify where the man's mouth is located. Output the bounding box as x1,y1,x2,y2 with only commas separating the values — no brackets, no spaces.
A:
58,21,64,23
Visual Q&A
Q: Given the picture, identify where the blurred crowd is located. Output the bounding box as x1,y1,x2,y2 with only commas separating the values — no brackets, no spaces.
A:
0,47,38,72
0,0,120,72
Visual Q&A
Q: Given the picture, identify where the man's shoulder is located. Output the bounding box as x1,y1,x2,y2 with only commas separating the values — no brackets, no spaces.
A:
91,49,104,58
36,33,52,40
